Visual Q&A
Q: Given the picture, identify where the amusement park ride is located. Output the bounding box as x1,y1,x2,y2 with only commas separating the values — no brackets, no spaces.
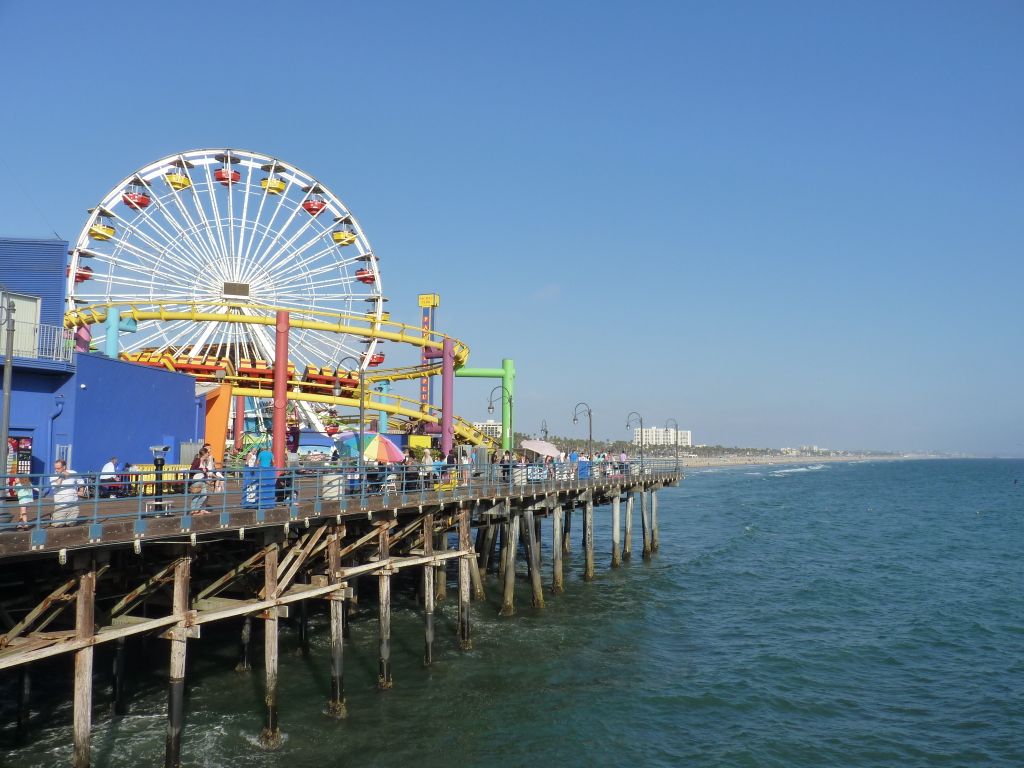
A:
62,148,508,454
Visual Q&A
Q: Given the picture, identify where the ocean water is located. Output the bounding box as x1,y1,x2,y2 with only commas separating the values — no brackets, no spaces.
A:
3,459,1022,767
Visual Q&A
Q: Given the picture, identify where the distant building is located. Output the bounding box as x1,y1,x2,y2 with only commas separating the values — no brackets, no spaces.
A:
633,427,692,447
473,420,503,440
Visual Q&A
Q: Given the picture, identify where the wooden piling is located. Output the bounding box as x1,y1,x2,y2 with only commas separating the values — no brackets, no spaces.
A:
551,503,564,594
378,524,393,689
73,566,96,768
499,516,518,616
640,491,652,560
297,595,310,656
423,513,435,666
258,546,282,749
651,489,660,552
236,617,252,672
583,499,595,581
111,638,127,716
623,493,634,561
534,516,543,568
458,506,472,648
16,664,30,743
496,516,507,583
435,530,447,603
611,493,622,568
164,554,191,768
326,528,346,718
479,521,497,574
523,508,545,608
563,504,573,554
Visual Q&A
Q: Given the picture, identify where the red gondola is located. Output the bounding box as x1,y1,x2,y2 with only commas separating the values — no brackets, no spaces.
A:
66,265,93,283
368,352,385,367
215,167,240,186
302,198,327,216
122,182,151,209
355,268,375,285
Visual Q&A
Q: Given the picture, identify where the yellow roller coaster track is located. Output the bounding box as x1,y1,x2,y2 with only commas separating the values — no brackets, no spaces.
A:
64,301,497,448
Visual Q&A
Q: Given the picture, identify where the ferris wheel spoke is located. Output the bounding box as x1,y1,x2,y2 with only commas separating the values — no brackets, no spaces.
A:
192,162,230,266
204,162,233,269
226,152,238,274
245,184,318,278
263,238,342,284
95,234,199,288
234,161,258,273
185,306,229,357
116,198,214,277
148,181,223,269
177,163,231,267
240,174,290,274
257,210,331,278
103,217,208,283
91,247,200,294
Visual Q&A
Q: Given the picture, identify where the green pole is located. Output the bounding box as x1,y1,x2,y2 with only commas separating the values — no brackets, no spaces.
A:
455,360,516,450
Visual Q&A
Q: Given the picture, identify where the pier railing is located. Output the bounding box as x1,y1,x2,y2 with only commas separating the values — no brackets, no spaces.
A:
0,459,682,552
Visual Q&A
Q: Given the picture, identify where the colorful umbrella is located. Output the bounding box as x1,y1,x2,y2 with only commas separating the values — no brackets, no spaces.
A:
334,432,405,463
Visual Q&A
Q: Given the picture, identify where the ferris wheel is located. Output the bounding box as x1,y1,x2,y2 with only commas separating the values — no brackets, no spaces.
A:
67,148,385,374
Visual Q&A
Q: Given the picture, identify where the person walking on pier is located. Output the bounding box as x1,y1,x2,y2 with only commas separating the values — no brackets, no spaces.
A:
48,459,84,526
15,475,35,529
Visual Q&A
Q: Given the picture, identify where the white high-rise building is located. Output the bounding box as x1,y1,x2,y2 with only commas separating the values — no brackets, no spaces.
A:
472,420,503,440
633,427,692,447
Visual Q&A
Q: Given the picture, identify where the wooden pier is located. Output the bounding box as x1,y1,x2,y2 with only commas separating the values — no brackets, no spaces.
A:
0,467,680,767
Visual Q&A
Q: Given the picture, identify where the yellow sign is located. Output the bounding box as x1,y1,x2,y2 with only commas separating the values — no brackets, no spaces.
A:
408,434,431,449
417,293,440,308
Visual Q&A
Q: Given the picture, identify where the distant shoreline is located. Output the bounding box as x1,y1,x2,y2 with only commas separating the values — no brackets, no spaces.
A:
675,454,907,469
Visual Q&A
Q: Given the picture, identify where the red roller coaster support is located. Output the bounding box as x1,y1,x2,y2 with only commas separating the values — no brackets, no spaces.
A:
272,311,290,469
234,395,245,451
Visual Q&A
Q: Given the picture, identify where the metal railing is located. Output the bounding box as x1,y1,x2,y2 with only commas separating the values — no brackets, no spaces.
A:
13,321,74,363
0,458,682,539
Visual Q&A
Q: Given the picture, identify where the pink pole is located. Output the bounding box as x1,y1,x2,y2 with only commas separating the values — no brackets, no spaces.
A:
233,395,245,451
74,326,91,353
440,338,455,456
272,311,289,469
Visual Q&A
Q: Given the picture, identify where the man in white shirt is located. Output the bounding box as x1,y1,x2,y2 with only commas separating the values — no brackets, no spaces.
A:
99,456,119,498
49,459,84,526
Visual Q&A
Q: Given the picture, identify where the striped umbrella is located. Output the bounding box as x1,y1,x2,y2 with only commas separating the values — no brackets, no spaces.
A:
334,432,405,463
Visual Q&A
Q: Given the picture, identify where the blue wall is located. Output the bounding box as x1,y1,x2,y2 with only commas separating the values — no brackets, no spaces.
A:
0,237,67,327
71,353,196,471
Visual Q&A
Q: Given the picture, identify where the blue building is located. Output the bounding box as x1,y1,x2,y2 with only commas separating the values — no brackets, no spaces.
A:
1,237,199,474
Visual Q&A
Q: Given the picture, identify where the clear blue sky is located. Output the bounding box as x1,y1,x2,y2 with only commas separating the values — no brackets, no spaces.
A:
1,1,1021,454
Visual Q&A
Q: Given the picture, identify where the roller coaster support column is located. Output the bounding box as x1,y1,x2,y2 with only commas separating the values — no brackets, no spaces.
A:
272,311,289,469
454,359,516,450
103,307,138,359
441,339,455,456
233,396,245,451
376,381,391,435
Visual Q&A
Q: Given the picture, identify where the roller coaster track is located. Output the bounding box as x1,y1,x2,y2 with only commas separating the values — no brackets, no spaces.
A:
64,301,497,448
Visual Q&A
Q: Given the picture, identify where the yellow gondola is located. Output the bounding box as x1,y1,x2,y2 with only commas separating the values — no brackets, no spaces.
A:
166,172,192,191
261,177,286,195
332,229,357,246
89,222,115,241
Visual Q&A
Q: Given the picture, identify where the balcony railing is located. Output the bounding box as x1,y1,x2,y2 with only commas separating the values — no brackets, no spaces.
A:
10,321,74,364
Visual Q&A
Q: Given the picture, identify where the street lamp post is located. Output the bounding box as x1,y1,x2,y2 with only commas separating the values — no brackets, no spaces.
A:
487,385,513,450
626,411,644,473
0,287,15,479
665,417,680,472
336,356,365,495
572,402,592,460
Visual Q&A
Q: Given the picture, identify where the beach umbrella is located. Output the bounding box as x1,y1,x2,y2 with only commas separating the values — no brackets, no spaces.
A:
334,432,405,463
520,439,560,458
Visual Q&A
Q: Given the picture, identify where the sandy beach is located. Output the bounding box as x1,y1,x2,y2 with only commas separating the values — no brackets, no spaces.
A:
675,454,904,469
